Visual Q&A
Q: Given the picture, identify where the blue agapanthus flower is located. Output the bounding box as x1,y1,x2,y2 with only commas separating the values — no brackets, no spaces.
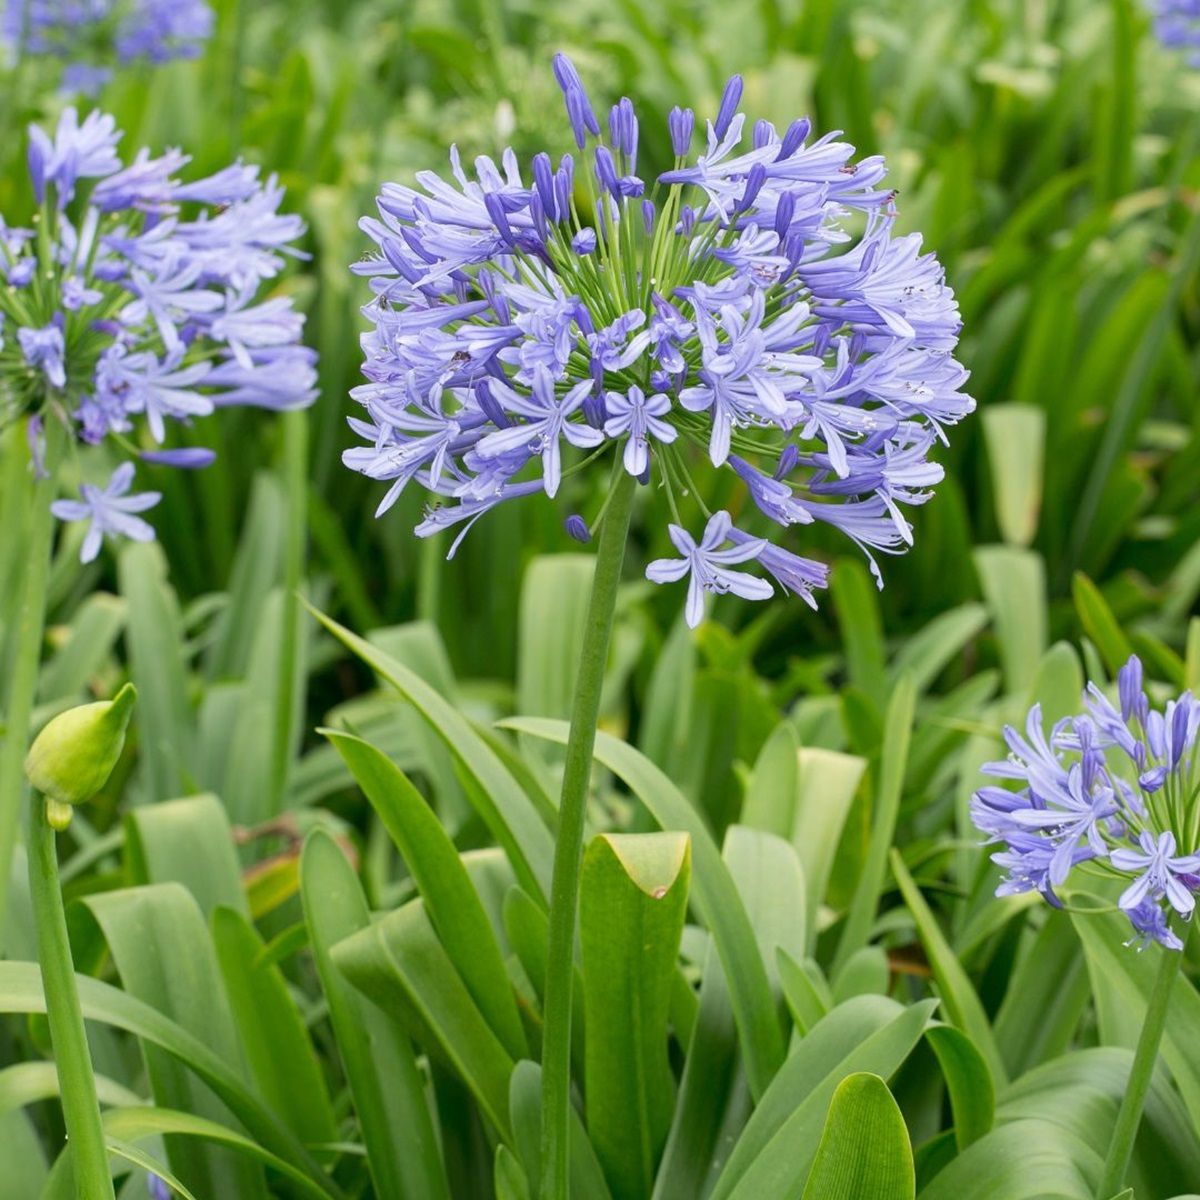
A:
0,107,316,560
2,0,211,91
1152,0,1200,63
345,56,973,627
972,656,1200,951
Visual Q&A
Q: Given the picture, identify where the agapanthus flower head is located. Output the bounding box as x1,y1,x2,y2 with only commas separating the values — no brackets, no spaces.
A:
2,0,212,91
345,55,973,628
1152,0,1200,64
0,107,315,560
973,656,1200,951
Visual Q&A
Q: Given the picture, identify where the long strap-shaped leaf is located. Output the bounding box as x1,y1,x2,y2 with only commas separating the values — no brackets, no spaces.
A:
502,717,785,1100
307,605,554,901
0,963,342,1200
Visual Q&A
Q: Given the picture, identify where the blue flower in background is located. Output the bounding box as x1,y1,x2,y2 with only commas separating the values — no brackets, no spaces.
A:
0,107,316,559
1152,0,1200,64
345,55,974,626
2,0,212,92
51,461,160,562
973,656,1200,951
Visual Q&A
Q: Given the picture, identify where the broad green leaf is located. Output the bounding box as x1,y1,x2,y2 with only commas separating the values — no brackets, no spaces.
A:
777,950,832,1036
999,1047,1200,1197
0,1110,45,1199
495,1145,531,1200
891,852,1007,1087
925,1026,993,1151
307,605,553,902
0,964,334,1197
653,827,798,1200
300,831,449,1200
38,594,125,703
712,997,936,1200
331,898,515,1139
974,547,1047,697
832,946,889,1003
80,884,267,1198
211,907,337,1147
994,911,1089,1078
1072,907,1200,1131
801,1073,914,1200
118,543,192,800
508,1060,612,1200
833,674,915,976
502,717,785,1101
325,730,526,1059
917,1119,1098,1200
517,555,595,720
888,606,989,696
124,794,246,918
1072,573,1134,676
832,558,886,699
204,474,284,680
581,833,690,1200
982,404,1045,548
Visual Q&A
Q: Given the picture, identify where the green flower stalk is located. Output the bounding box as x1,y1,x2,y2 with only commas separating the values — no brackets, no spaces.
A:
24,685,137,1200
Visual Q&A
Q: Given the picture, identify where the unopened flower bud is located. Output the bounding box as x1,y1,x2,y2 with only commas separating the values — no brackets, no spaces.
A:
25,683,137,814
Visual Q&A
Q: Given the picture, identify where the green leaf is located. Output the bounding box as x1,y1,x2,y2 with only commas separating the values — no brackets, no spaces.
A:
325,730,527,1059
508,1059,612,1200
517,555,596,720
974,547,1047,697
307,605,553,901
581,833,690,1200
982,404,1045,547
832,558,887,699
777,950,832,1036
888,605,989,697
211,907,337,1147
916,1120,1099,1200
0,963,336,1197
1072,907,1200,1132
801,1073,914,1200
494,1144,532,1200
331,897,515,1139
1072,573,1134,676
833,674,915,976
299,831,449,1200
890,852,1007,1087
118,543,192,800
38,594,125,703
711,997,936,1200
124,794,246,918
502,718,785,1101
79,884,268,1198
832,946,890,1004
925,1026,994,1151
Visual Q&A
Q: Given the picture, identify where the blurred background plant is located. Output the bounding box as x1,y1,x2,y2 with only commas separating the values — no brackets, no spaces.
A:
1,0,1199,1197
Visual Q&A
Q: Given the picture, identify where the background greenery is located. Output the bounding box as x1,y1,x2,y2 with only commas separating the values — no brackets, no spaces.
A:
2,0,1200,1196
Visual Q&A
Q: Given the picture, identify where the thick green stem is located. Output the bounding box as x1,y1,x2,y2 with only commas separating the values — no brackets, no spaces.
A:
1095,930,1189,1198
540,468,636,1200
0,416,64,940
28,793,115,1199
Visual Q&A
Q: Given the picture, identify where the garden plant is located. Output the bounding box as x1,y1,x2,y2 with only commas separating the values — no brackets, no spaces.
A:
0,1,1199,1199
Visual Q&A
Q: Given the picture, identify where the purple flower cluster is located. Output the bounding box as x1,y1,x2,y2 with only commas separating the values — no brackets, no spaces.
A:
0,108,316,562
344,56,973,627
2,0,212,92
1152,0,1200,64
973,657,1200,951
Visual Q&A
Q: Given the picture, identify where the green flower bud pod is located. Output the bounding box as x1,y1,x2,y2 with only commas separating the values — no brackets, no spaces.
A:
24,683,137,812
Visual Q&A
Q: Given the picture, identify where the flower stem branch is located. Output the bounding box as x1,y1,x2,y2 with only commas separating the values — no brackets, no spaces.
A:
540,466,636,1200
28,791,115,1199
0,415,65,939
1095,927,1190,1199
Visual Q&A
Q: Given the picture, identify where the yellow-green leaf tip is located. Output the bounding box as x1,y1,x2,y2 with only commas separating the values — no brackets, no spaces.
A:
24,682,137,808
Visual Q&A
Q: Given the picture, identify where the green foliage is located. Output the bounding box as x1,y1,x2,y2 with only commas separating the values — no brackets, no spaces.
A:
4,0,1200,1197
